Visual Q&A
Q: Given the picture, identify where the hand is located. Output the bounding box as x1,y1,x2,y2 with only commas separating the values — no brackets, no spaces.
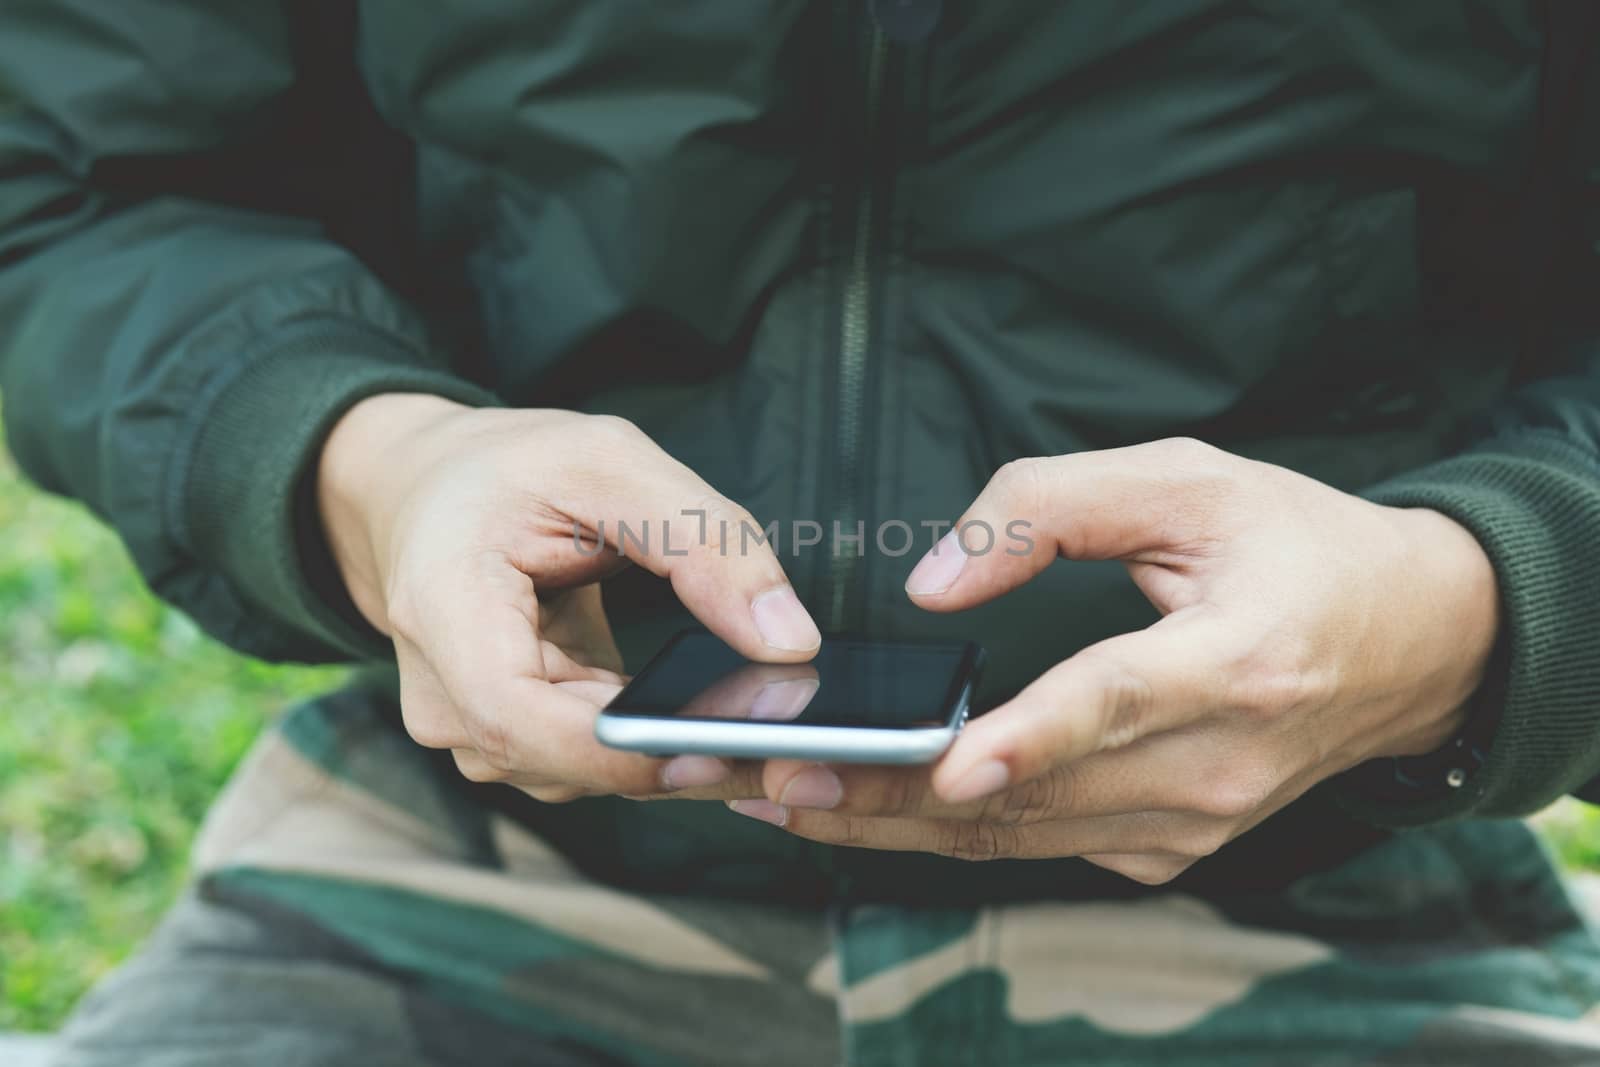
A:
729,438,1499,884
316,393,820,802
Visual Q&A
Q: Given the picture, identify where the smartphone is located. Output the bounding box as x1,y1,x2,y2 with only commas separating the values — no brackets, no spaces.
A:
594,631,986,764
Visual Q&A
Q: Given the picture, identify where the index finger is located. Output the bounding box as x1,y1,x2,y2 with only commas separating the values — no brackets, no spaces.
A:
547,418,821,662
905,439,1238,611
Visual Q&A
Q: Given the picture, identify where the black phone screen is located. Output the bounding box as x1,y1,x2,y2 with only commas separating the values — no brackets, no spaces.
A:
605,631,982,729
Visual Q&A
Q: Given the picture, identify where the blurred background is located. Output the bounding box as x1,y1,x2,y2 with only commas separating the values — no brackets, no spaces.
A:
3,401,1600,1034
0,406,343,1031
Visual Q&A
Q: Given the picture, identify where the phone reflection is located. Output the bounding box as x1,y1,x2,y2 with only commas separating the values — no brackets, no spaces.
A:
679,663,821,722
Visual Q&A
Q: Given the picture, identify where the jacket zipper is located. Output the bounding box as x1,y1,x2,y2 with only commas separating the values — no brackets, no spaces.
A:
826,27,889,633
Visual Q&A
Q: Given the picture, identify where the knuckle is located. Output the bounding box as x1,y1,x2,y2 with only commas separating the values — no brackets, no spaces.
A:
383,585,424,643
1124,856,1191,886
400,709,455,751
720,764,766,800
1190,784,1253,821
992,456,1051,511
1228,670,1301,720
1191,766,1275,819
685,493,759,556
1224,633,1326,721
866,772,922,817
988,769,1070,825
1187,824,1235,860
941,821,1015,863
452,750,506,784
1162,818,1235,860
831,817,874,850
589,413,645,443
1153,436,1219,466
1082,654,1156,750
1149,438,1241,526
467,716,516,772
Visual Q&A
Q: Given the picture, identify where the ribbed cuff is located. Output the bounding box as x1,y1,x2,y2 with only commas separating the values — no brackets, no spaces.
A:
178,319,500,662
1339,433,1600,827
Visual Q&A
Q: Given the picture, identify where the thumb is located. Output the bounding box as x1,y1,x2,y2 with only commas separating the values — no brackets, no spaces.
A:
904,438,1235,612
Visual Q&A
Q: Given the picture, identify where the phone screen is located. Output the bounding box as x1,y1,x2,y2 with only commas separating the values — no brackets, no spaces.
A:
605,631,980,729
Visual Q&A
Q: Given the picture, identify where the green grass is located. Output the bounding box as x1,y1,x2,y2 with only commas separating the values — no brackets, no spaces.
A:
0,425,345,1032
1,411,1599,1033
1535,799,1600,873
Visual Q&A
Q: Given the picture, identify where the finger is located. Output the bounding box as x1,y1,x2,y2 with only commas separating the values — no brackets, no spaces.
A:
548,418,821,661
392,541,707,798
626,759,768,802
756,758,848,811
455,747,759,802
539,583,626,674
554,679,624,706
447,703,740,798
452,746,543,787
451,675,664,791
1069,768,1314,885
538,640,625,686
394,635,473,750
552,678,766,800
413,583,686,793
402,546,549,718
680,663,821,720
401,554,636,782
761,727,1225,821
450,748,594,804
727,804,1205,861
905,438,1239,609
930,609,1226,803
555,677,760,799
463,675,754,799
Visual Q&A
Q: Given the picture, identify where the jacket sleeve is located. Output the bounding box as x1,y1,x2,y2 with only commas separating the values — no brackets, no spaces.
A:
0,1,499,662
1353,342,1600,825
1345,121,1600,826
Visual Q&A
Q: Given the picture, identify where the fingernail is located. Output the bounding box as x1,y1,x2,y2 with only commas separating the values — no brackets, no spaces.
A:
944,759,1010,804
661,755,730,791
905,530,968,596
779,765,843,810
751,586,822,652
728,799,789,827
749,678,820,721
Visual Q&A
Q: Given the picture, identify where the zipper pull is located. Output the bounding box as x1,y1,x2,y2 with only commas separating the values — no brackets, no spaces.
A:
870,0,941,43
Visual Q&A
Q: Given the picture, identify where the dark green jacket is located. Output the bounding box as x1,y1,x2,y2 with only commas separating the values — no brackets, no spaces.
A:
3,1,1599,901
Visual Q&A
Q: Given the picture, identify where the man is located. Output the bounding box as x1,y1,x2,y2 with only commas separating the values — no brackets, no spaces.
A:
4,2,1600,1064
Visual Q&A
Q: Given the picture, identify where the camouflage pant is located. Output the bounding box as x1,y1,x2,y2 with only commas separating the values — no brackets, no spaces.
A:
52,686,1600,1067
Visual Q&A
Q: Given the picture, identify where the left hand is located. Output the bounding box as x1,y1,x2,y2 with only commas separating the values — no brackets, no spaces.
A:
727,438,1501,885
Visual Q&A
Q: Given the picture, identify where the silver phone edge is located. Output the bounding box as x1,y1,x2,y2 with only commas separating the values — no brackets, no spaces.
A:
594,679,973,765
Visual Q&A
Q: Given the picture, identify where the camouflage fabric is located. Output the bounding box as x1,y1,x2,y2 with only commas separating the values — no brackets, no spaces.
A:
52,683,1600,1067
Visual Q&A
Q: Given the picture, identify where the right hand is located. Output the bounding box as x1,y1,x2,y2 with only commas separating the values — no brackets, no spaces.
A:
316,393,820,802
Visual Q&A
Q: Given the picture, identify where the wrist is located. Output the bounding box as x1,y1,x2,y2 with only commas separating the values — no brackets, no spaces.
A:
317,392,467,632
1375,506,1501,759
